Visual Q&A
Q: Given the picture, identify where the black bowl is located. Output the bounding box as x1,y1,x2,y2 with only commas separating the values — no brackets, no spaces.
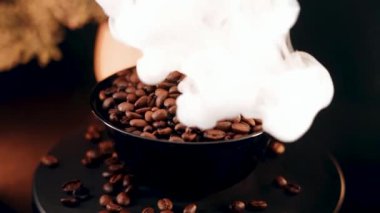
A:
90,68,270,196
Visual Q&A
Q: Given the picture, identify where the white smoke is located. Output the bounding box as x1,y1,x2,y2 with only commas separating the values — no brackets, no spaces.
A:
96,0,334,142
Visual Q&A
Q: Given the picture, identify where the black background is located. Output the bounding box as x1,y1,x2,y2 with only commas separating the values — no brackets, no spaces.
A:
0,0,379,212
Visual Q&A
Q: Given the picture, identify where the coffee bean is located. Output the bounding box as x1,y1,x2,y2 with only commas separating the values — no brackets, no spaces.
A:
135,96,148,108
169,135,184,142
232,115,241,123
114,78,128,89
183,203,197,213
241,117,256,127
108,163,125,173
158,81,176,89
270,141,285,155
99,90,107,101
274,176,288,188
73,186,90,200
60,196,79,207
157,127,172,135
135,89,146,97
81,157,93,167
105,156,120,166
169,93,180,98
62,180,82,193
136,107,151,114
99,140,114,155
103,97,115,109
106,202,123,212
233,134,246,139
215,121,232,131
122,175,132,187
163,98,176,108
102,171,114,179
99,194,113,206
130,71,140,83
203,129,226,140
152,109,168,121
141,207,155,213
229,200,245,213
104,87,117,96
109,113,119,123
249,200,268,210
168,106,177,115
125,86,136,94
109,174,123,185
181,132,197,141
126,93,137,103
166,71,182,82
130,119,148,128
40,155,59,167
231,122,250,134
125,127,137,132
126,111,143,119
285,183,302,195
113,92,128,100
102,182,114,194
143,125,153,132
253,124,263,132
144,85,156,93
155,89,169,107
84,131,101,141
118,102,134,112
174,123,186,132
116,192,131,206
85,149,100,160
153,121,166,128
157,198,173,210
140,132,157,139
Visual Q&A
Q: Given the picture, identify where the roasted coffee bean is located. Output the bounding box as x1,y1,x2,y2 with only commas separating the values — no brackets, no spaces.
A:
62,180,82,193
163,98,176,108
85,149,100,160
157,198,173,210
99,140,114,155
99,90,107,101
126,111,142,120
249,200,268,210
168,106,177,115
143,125,153,132
158,81,176,89
135,96,148,108
137,82,145,89
114,78,128,89
155,89,169,107
113,92,128,100
125,127,137,133
122,175,132,187
102,171,114,179
60,196,79,207
274,176,288,188
108,163,125,173
166,71,182,82
153,121,166,128
152,109,168,121
157,127,172,135
105,156,120,166
126,93,137,103
87,124,104,133
109,113,119,123
144,85,155,93
140,132,157,139
102,182,114,194
118,102,134,112
181,132,197,141
253,125,263,132
84,131,101,141
135,89,146,97
229,200,245,213
104,87,117,96
174,123,186,132
130,119,148,128
103,97,115,109
106,202,123,212
183,203,197,213
232,115,241,123
99,194,113,206
203,129,226,140
231,122,250,134
116,192,131,206
136,107,151,114
120,116,129,125
109,174,123,185
125,86,136,94
141,207,155,213
40,155,59,167
169,135,184,142
169,93,180,98
81,157,93,167
233,134,246,139
144,111,153,122
215,121,232,131
130,71,140,83
241,117,256,126
270,141,285,155
169,85,179,94
73,186,90,200
285,183,302,195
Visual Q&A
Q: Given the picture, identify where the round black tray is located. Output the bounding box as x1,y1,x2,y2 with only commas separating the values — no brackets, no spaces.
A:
33,130,344,213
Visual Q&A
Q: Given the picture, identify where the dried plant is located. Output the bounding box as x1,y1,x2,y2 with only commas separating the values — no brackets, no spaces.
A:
0,0,106,71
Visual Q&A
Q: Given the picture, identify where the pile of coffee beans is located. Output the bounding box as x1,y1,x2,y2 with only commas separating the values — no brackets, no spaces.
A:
98,68,263,142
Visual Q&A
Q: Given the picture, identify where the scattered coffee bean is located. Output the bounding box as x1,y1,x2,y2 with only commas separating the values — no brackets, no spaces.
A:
183,203,197,213
106,202,123,212
142,207,155,213
103,182,114,194
109,174,123,185
274,176,288,188
81,157,93,167
40,155,59,168
85,149,100,160
116,192,131,206
157,198,173,211
62,180,82,193
99,140,115,155
99,194,113,206
249,200,268,210
285,183,302,195
270,141,285,155
229,200,245,213
73,186,90,200
60,196,79,207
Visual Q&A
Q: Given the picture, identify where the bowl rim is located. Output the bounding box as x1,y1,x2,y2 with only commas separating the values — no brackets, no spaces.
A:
90,68,264,145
